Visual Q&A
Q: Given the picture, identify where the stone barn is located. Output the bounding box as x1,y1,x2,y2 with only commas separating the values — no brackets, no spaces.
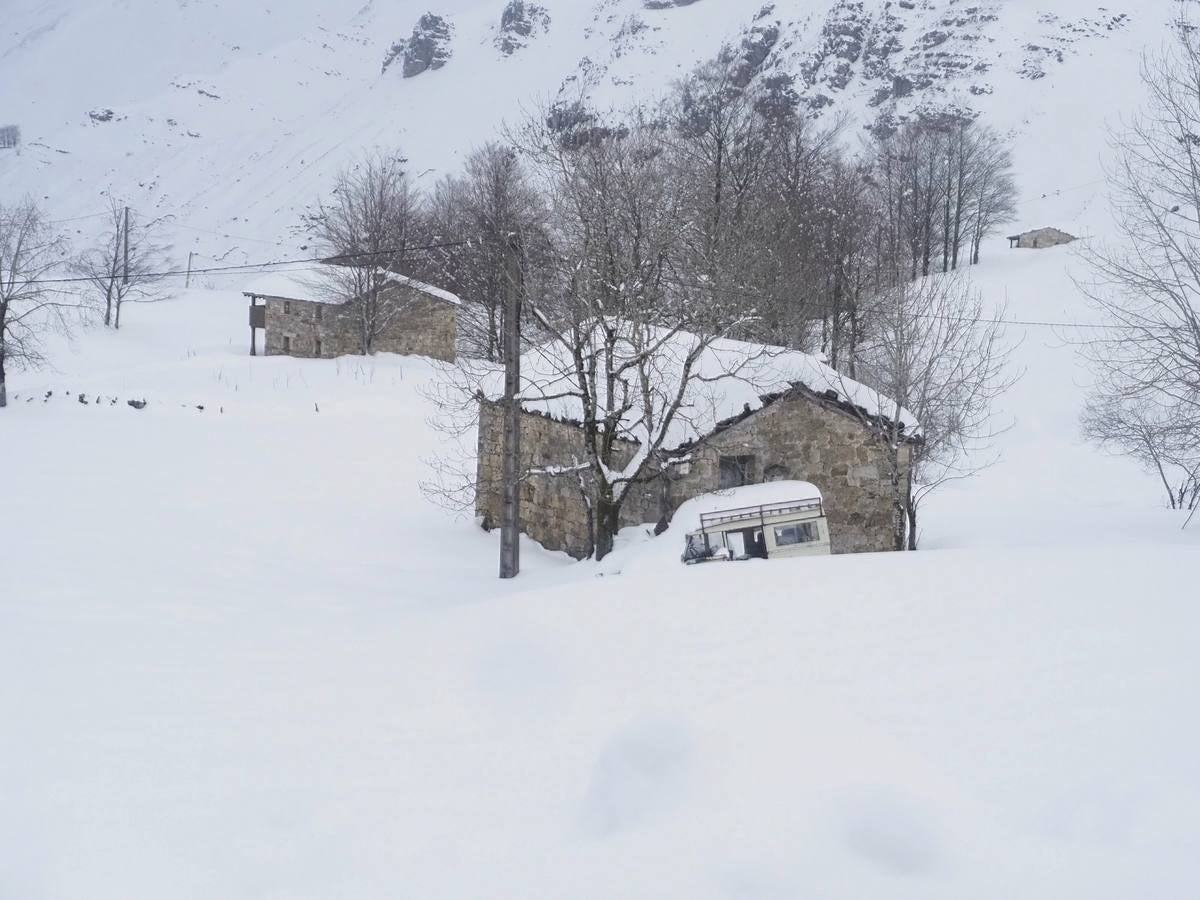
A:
1007,227,1076,249
475,337,918,559
243,268,459,362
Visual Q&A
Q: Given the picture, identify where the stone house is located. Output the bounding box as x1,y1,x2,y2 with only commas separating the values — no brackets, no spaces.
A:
475,341,918,559
243,268,459,362
1007,227,1076,249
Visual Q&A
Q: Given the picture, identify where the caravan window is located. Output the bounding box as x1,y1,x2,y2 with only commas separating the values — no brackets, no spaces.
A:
774,521,821,546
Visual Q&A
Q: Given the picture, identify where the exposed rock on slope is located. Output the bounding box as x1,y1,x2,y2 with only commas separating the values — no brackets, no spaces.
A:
496,1,551,55
382,13,454,77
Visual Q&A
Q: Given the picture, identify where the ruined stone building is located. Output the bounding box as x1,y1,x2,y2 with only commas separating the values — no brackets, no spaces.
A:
475,336,918,559
1007,227,1077,249
244,268,459,362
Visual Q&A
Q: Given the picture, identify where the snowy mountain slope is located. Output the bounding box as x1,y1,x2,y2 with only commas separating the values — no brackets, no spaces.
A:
0,0,1172,266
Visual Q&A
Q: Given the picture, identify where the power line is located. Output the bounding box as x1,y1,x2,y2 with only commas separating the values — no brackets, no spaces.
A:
23,239,472,286
26,211,1129,330
46,211,112,225
654,272,1128,331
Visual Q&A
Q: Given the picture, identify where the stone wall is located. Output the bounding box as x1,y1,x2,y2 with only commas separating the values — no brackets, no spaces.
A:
475,387,914,559
263,283,457,361
641,392,911,554
475,401,639,558
1017,227,1075,249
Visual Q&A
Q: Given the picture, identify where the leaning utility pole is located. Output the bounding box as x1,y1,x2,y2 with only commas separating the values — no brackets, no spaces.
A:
498,230,523,579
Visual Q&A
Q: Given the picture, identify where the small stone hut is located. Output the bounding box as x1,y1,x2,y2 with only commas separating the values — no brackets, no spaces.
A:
243,268,459,362
475,336,919,558
1007,227,1076,249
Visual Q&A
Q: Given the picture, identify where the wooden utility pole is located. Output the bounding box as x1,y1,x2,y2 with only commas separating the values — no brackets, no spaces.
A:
499,230,523,579
185,251,195,288
122,206,130,286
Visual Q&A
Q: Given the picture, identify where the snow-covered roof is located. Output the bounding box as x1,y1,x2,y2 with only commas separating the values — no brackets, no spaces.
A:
487,323,918,450
242,270,324,302
384,272,462,306
670,481,825,534
243,266,461,306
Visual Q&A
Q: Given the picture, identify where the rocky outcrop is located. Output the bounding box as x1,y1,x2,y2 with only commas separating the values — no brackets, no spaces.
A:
643,0,701,9
730,19,780,88
382,13,453,77
496,1,550,56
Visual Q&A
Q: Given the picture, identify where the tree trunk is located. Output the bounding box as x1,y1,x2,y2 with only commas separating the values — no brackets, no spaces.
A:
104,238,121,327
0,345,7,409
906,485,918,551
499,232,523,579
593,490,621,561
889,445,907,551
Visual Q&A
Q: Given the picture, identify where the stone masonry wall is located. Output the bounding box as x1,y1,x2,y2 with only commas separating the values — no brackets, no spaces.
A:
476,389,914,559
1017,227,1075,249
476,401,638,559
264,283,456,361
640,393,912,554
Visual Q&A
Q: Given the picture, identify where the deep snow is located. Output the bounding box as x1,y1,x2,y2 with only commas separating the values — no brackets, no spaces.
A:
2,248,1199,898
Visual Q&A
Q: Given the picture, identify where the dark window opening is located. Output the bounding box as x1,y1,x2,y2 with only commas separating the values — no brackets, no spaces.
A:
284,301,291,314
719,455,756,489
282,335,292,353
314,339,323,357
726,527,768,559
315,305,323,321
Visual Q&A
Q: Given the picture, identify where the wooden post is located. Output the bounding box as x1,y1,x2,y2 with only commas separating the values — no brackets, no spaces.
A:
122,206,130,286
499,231,523,580
185,251,195,288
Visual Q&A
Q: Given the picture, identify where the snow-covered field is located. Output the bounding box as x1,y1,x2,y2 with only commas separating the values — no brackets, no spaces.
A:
3,240,1199,898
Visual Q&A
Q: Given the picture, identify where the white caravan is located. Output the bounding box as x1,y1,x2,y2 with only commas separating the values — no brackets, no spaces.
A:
680,482,832,564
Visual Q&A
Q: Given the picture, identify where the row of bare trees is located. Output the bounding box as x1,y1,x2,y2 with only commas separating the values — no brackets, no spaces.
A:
0,197,168,407
362,61,1018,556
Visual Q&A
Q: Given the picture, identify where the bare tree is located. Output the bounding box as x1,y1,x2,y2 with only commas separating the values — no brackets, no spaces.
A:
421,104,779,561
0,198,70,407
421,143,544,360
1076,24,1200,524
846,274,1017,549
1082,395,1200,513
72,201,169,328
309,153,420,354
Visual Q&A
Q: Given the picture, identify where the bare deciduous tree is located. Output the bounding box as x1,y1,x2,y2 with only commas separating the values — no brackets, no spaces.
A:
73,201,169,328
845,275,1017,549
421,143,544,360
1082,395,1200,513
1076,25,1200,524
309,153,420,354
0,198,70,408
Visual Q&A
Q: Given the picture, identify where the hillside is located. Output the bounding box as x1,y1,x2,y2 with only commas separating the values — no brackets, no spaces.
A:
0,0,1167,260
